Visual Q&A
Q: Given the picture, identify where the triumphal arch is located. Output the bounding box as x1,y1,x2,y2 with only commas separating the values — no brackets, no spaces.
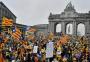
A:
48,2,90,38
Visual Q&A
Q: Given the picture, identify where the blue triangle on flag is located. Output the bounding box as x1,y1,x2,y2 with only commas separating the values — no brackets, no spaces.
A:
12,26,16,33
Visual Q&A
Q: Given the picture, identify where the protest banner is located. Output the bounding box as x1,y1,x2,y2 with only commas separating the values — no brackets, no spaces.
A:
46,41,54,58
33,46,38,53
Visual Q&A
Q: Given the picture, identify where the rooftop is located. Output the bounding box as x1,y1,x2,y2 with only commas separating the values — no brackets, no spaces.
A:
49,2,90,19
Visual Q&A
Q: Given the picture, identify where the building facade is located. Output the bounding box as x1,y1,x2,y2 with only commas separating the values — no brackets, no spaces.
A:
0,2,16,23
48,2,90,37
35,2,90,38
33,24,48,36
0,2,27,38
48,2,90,47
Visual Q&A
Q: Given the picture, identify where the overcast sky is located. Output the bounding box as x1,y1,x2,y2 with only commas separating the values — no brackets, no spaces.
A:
1,0,90,26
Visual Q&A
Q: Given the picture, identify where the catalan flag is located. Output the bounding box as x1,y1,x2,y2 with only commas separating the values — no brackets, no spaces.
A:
14,27,22,36
58,35,70,45
2,17,13,26
10,26,22,41
12,33,20,40
3,36,9,43
27,35,35,40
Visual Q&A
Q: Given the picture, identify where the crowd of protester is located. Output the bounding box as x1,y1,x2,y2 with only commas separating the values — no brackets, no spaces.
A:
0,32,90,62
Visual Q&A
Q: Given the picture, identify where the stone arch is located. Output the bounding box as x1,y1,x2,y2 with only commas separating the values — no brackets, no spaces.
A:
66,23,73,35
56,24,61,33
54,23,62,35
77,23,85,36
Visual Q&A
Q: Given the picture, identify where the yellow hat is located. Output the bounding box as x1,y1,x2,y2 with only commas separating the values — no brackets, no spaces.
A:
57,46,62,51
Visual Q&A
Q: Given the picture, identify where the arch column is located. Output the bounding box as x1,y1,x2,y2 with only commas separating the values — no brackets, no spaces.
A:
85,21,90,36
73,21,77,35
61,22,66,34
48,22,55,34
85,21,90,48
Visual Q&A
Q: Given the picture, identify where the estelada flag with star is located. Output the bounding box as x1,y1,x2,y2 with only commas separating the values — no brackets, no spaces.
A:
2,17,13,26
9,26,22,41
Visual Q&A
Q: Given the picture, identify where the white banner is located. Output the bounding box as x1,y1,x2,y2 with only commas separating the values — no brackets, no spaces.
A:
46,41,54,58
33,46,38,53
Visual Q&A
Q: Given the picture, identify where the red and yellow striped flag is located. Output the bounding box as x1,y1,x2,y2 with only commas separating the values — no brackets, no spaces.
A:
15,27,22,36
3,37,9,43
10,27,22,41
2,17,13,26
58,35,70,45
12,33,20,40
27,35,35,40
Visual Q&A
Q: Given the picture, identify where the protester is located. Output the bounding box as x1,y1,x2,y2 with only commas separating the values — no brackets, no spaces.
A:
0,30,90,62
